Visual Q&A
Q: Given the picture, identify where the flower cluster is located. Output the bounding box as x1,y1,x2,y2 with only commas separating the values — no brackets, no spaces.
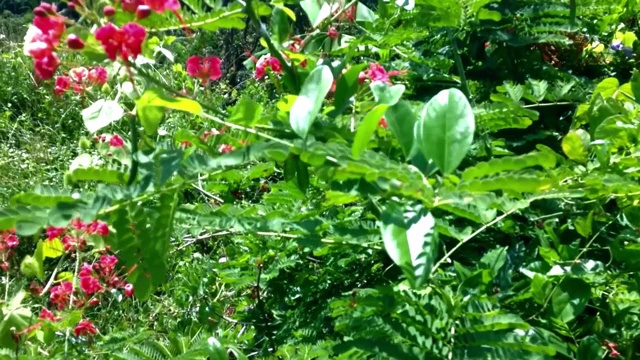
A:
255,54,283,80
95,133,125,148
333,3,357,22
358,63,407,85
54,66,108,96
95,22,147,61
23,3,66,79
186,55,222,85
0,229,19,271
45,218,109,252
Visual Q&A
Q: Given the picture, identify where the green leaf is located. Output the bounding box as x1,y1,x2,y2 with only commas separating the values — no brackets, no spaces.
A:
461,151,556,180
290,65,334,139
630,70,640,103
380,204,437,287
574,212,593,238
0,291,31,350
561,130,590,163
271,6,290,44
82,99,125,133
458,172,554,193
353,105,388,159
592,78,619,99
550,278,590,323
355,2,378,22
577,335,605,360
415,88,475,174
137,89,203,136
20,241,45,280
370,82,405,106
477,8,501,21
70,167,128,184
330,64,367,117
228,96,263,126
385,101,418,158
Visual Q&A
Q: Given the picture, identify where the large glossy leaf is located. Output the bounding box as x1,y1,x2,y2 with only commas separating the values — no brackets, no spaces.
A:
561,130,590,163
415,88,475,174
550,278,590,323
380,204,437,287
137,88,203,136
290,65,334,139
385,101,419,158
352,105,388,159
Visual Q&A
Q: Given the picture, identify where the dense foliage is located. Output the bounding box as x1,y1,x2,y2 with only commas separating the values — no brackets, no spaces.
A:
0,0,639,358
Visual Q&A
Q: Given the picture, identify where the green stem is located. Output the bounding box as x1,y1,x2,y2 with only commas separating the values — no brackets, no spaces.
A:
126,114,139,187
450,30,471,101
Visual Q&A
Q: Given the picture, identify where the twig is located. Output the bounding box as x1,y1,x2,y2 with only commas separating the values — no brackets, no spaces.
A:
430,208,518,275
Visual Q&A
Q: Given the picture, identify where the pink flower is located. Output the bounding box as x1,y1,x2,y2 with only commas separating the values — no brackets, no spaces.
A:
70,67,88,83
50,281,74,310
80,276,103,295
87,220,109,236
33,52,60,80
124,283,134,297
54,76,71,95
66,34,84,49
74,319,97,337
218,144,234,153
95,22,146,61
359,63,407,85
88,67,108,85
186,55,222,85
255,54,283,79
46,226,66,240
109,134,124,148
79,263,93,277
99,255,118,273
144,0,180,13
38,308,60,321
4,234,19,249
61,234,86,252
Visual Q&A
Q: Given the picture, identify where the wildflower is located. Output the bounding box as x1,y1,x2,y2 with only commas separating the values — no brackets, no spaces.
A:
70,67,88,83
4,233,19,249
95,22,146,62
201,128,222,141
109,134,124,148
124,283,134,297
610,40,624,51
145,0,181,13
604,340,620,357
218,144,234,153
99,255,118,274
88,67,108,85
0,262,8,272
33,53,60,80
327,27,339,39
255,54,283,79
70,218,87,230
23,3,65,79
121,0,143,12
358,63,407,85
29,281,43,296
66,34,84,50
54,76,71,95
61,234,86,252
88,298,100,307
39,308,61,321
50,281,74,310
180,140,192,147
74,319,98,337
186,55,222,85
87,220,109,236
80,276,103,295
79,263,93,277
136,5,151,19
46,226,66,240
379,117,388,129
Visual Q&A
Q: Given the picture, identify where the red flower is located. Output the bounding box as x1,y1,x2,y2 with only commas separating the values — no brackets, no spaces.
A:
95,22,146,62
378,117,388,129
327,27,339,39
359,63,407,85
4,234,19,249
88,67,108,85
54,76,71,95
255,55,283,79
124,283,134,297
87,298,100,307
218,144,234,153
79,263,93,277
604,341,620,358
80,276,103,295
103,5,116,16
180,140,192,148
70,67,88,83
70,218,86,230
74,319,97,337
0,262,8,272
87,220,109,236
33,53,60,80
121,0,143,12
186,55,222,85
144,0,180,13
201,128,222,141
38,308,60,321
61,235,86,252
66,34,84,50
50,281,74,310
46,226,66,240
99,255,118,274
136,4,152,19
109,134,124,148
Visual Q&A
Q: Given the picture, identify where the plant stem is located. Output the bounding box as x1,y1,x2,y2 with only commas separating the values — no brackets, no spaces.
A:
450,29,471,101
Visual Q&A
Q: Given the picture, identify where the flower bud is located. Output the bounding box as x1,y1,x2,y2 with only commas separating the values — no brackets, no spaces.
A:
327,27,339,39
103,5,115,17
66,34,85,50
67,1,76,12
136,5,151,20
